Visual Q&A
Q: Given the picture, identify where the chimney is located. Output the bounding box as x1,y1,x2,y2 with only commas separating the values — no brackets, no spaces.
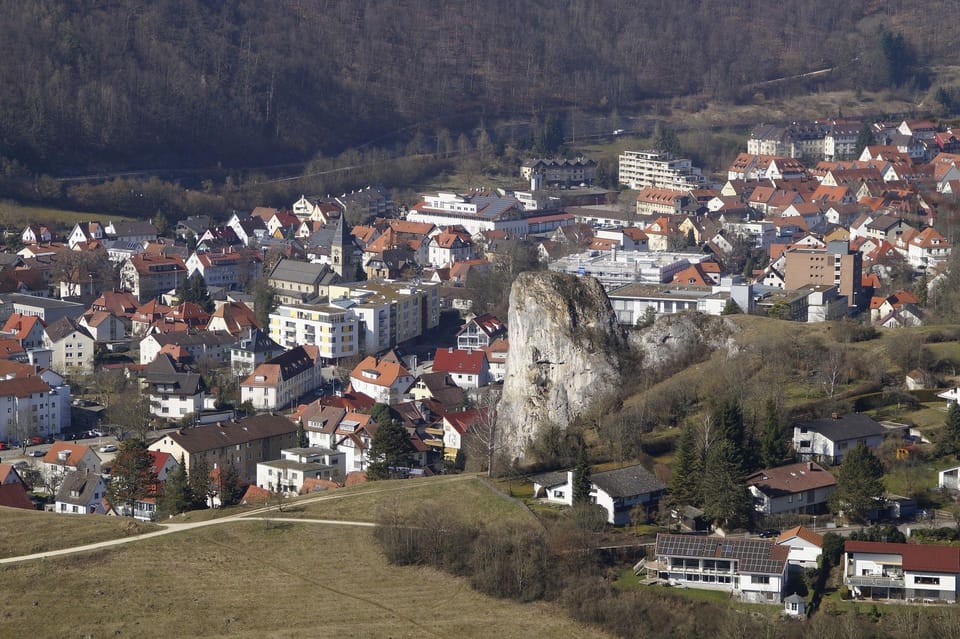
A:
831,412,839,419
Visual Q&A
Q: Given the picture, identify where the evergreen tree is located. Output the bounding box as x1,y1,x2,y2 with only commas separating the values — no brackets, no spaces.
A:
572,446,592,504
701,439,753,529
670,422,703,507
939,401,960,457
188,455,212,509
252,280,277,328
759,400,792,469
218,461,244,506
367,412,413,480
177,272,214,312
652,123,681,157
157,455,192,518
109,439,158,516
832,443,884,524
297,421,309,448
854,122,875,158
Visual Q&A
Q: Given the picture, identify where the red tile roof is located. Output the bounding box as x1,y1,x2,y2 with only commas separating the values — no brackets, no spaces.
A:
845,540,960,574
432,348,487,376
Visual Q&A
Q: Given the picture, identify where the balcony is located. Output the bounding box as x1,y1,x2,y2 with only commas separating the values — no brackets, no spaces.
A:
846,574,904,588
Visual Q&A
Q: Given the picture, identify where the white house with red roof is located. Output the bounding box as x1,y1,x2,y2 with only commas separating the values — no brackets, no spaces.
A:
241,345,322,410
843,540,960,602
43,442,101,486
776,526,823,569
1,313,47,350
427,228,474,267
432,347,490,389
348,354,414,405
456,313,506,350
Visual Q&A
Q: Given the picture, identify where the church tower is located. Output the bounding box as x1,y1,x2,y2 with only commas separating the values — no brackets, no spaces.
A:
330,212,354,279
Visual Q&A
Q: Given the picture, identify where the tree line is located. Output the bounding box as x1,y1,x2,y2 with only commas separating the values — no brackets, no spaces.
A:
0,0,950,181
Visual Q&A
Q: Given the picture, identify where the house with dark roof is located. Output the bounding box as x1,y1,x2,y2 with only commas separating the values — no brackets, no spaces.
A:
230,328,284,376
843,540,960,602
43,316,95,374
267,258,341,305
144,353,208,420
240,345,322,410
533,463,666,525
652,534,789,603
792,413,887,464
148,414,298,484
55,469,108,515
746,461,837,515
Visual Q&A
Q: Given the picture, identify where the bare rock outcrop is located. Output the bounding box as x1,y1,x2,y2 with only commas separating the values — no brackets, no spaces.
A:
498,272,627,460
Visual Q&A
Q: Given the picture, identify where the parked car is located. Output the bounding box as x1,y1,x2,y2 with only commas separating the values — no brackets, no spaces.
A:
30,436,45,445
758,529,781,539
99,444,118,453
26,449,46,457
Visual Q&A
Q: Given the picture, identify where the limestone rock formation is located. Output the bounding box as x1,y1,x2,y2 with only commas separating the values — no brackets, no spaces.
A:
497,272,627,460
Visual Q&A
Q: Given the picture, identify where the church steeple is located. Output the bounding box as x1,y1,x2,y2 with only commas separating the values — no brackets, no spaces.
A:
330,211,353,278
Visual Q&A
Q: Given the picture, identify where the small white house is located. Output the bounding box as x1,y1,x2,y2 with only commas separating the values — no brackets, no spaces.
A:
776,526,823,569
792,413,887,465
55,470,108,515
533,464,667,525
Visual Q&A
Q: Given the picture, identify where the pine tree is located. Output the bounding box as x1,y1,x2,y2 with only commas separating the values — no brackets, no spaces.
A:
832,443,884,524
188,455,212,509
218,461,244,506
701,439,753,529
670,422,703,507
940,401,960,457
572,446,592,504
759,400,792,469
157,455,192,518
109,439,158,516
297,421,308,448
367,413,412,480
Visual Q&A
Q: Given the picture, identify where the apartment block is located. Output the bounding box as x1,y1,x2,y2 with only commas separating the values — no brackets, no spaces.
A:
783,240,862,309
618,150,705,191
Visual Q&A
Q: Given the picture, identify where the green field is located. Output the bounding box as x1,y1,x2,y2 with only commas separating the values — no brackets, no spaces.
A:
0,202,137,233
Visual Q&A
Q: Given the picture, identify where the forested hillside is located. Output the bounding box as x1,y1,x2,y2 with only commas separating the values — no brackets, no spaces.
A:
0,0,956,175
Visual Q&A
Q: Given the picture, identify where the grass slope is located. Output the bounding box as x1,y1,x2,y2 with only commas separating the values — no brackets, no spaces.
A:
0,507,159,558
0,477,603,638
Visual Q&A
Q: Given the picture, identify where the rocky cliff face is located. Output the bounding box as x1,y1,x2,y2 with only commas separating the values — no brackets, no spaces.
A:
497,272,627,460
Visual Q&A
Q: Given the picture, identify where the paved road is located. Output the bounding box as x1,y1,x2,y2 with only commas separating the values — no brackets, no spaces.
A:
0,474,474,565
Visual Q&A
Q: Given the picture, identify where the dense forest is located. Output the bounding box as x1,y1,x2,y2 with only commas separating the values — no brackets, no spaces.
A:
0,0,957,178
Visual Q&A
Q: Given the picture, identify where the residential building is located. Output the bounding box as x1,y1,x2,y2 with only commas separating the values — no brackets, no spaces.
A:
432,347,490,389
843,540,960,602
119,254,188,302
240,345,322,410
348,354,414,405
327,280,440,354
206,301,259,337
549,250,711,291
55,470,108,515
185,248,261,290
66,221,105,249
783,240,863,309
2,313,47,349
43,317,95,374
230,328,284,377
79,311,126,342
267,258,341,305
269,302,358,361
456,313,506,350
635,187,692,217
426,228,474,267
520,157,597,186
148,414,298,483
442,408,483,461
138,330,237,366
533,464,667,525
256,447,345,494
651,534,789,603
0,373,69,441
792,413,887,465
746,461,837,515
43,442,102,485
618,150,705,191
144,354,208,420
777,526,824,569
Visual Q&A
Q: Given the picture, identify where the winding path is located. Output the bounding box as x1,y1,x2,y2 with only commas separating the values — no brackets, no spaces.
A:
0,474,474,565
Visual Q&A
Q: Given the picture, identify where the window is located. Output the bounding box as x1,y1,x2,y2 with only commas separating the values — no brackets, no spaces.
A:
916,576,940,585
753,575,770,584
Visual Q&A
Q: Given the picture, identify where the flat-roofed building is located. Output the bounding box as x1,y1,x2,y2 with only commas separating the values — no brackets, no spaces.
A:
618,150,705,191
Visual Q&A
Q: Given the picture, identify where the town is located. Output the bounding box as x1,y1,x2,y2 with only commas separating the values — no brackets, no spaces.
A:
4,113,960,636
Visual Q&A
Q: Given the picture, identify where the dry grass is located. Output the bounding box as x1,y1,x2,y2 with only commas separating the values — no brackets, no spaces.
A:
0,518,607,638
0,202,137,231
0,507,159,558
285,475,536,526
